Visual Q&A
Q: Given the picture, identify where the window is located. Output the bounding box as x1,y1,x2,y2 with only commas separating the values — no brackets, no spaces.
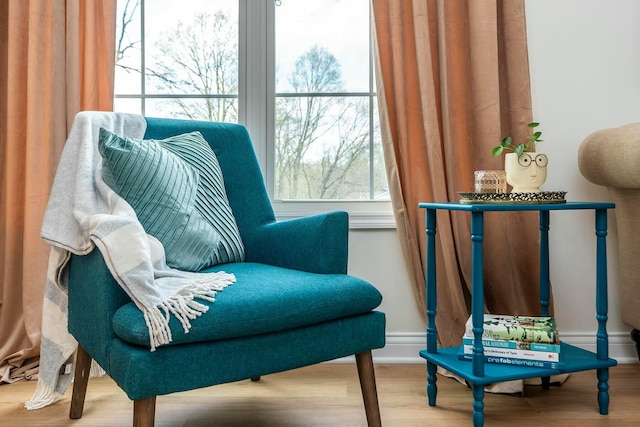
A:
114,0,239,119
114,0,392,228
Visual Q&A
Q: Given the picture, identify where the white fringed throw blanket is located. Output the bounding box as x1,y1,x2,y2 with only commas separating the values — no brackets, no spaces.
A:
26,112,235,409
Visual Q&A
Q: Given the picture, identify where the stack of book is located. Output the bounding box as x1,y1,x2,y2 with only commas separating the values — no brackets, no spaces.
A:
459,314,563,369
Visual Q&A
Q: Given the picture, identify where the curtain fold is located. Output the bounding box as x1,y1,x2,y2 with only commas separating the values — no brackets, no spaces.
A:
373,0,545,347
0,0,116,383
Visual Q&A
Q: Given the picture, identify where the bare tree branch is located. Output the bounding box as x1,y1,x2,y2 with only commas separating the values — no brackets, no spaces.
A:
116,0,140,66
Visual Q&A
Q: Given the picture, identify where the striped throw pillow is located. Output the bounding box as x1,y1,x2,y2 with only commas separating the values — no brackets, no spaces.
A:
98,128,222,271
159,131,245,265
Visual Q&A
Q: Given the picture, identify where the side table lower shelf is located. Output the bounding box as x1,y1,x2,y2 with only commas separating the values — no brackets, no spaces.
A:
419,342,616,385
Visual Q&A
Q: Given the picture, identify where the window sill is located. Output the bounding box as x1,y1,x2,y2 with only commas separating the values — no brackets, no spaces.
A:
272,200,396,229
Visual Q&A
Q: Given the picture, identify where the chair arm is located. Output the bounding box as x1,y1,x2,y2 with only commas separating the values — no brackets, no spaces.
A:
579,123,640,189
67,249,131,369
243,210,349,274
579,123,640,329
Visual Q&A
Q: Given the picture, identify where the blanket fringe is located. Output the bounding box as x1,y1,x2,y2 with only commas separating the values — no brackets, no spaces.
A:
25,381,63,410
90,359,106,378
143,272,235,351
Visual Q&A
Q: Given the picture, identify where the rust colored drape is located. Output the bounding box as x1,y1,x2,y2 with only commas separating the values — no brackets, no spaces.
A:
0,0,116,383
373,0,545,347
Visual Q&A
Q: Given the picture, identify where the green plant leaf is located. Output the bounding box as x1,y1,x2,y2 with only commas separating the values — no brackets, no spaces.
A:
530,131,542,142
492,121,544,157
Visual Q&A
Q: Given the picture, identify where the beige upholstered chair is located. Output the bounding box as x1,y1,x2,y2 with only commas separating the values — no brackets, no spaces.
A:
579,123,640,359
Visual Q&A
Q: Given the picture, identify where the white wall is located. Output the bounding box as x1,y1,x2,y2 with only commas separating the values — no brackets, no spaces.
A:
526,0,640,362
347,229,426,362
354,0,640,363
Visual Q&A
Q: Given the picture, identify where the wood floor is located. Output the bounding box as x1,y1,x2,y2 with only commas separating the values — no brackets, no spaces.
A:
1,363,639,426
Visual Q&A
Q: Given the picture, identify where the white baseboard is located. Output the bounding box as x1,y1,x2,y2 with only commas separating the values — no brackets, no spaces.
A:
330,333,424,363
370,333,425,363
331,331,639,364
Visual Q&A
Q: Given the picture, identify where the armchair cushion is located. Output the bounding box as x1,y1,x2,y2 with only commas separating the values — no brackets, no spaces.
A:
112,262,383,347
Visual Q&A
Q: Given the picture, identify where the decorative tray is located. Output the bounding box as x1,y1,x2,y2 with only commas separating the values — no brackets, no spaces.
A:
458,191,567,204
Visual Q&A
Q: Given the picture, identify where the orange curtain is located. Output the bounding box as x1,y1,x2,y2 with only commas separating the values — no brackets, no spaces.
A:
0,0,116,383
373,0,544,347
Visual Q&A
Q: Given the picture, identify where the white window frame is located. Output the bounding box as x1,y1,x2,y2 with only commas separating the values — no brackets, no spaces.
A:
115,0,394,228
239,0,393,229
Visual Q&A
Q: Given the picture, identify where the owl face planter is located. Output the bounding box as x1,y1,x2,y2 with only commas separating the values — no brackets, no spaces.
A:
504,152,548,193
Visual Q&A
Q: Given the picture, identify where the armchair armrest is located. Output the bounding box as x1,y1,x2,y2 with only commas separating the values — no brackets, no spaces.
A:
579,123,640,189
243,210,349,274
67,249,131,369
579,123,640,330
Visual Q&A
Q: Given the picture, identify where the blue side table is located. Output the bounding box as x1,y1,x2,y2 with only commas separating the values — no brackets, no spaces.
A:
418,201,618,427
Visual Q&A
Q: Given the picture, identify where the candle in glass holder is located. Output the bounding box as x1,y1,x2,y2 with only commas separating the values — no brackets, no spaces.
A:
474,170,507,193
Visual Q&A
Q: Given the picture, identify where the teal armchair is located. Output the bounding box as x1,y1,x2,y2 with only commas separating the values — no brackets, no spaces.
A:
67,118,386,426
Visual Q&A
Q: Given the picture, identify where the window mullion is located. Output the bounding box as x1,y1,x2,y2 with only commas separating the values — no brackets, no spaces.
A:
239,0,274,193
140,0,146,115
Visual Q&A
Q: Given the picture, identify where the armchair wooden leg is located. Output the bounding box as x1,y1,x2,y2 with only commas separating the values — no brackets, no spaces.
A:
355,351,382,427
631,329,640,361
69,344,93,419
133,396,156,427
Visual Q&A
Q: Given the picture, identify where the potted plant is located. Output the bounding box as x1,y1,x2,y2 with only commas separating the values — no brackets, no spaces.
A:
491,122,547,193
492,122,543,157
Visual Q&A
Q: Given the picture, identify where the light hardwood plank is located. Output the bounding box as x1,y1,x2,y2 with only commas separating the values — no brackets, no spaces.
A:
1,363,639,426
